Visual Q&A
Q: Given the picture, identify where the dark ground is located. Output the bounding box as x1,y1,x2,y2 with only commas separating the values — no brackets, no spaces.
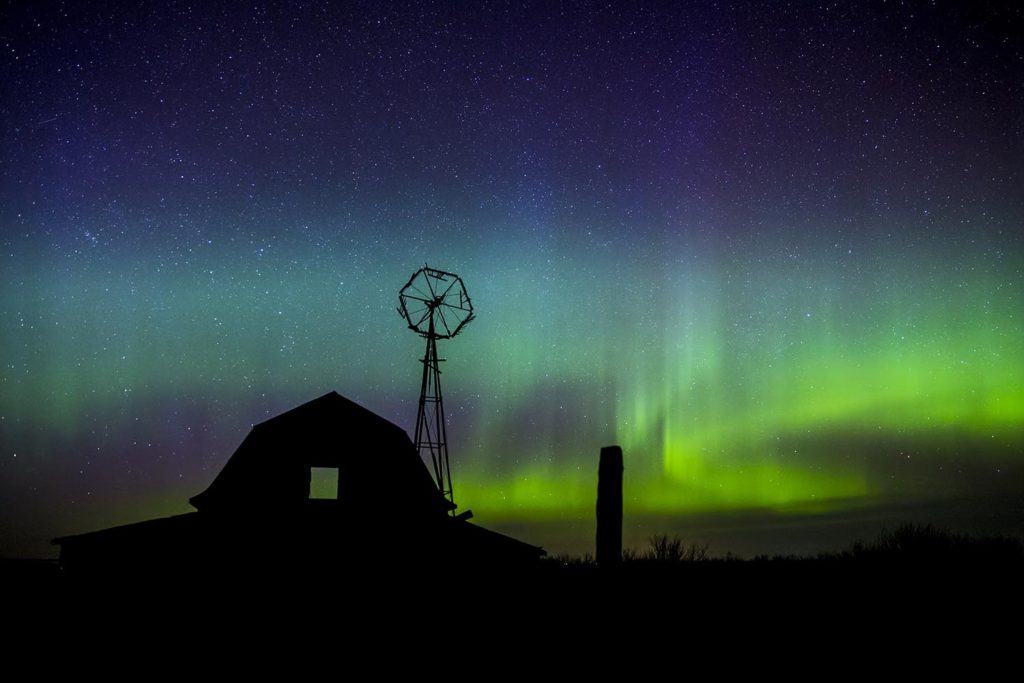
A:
5,543,1021,672
7,524,1022,624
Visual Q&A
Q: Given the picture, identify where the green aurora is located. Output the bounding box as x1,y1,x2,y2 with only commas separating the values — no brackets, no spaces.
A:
2,223,1021,557
453,233,1024,522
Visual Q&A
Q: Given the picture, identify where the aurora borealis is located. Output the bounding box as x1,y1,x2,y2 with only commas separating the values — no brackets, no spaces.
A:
2,1,1022,558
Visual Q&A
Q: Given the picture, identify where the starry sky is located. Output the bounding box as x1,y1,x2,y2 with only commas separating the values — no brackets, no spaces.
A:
2,1,1023,558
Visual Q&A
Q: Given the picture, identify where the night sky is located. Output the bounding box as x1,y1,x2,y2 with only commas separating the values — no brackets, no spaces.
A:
2,1,1022,559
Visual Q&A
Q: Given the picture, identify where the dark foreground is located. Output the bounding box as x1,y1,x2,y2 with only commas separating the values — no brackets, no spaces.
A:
4,528,1019,671
4,554,1022,671
7,525,1023,628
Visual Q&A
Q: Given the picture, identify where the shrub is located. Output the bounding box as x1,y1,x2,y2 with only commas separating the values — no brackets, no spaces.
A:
847,522,1024,562
644,534,709,562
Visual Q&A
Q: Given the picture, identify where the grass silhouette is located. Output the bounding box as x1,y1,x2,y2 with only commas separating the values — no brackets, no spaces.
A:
839,522,1024,563
623,534,710,563
546,522,1023,567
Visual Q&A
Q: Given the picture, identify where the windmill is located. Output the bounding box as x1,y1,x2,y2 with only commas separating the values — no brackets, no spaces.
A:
398,265,474,514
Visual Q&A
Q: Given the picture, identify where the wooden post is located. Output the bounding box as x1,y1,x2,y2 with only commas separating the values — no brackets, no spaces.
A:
597,445,623,566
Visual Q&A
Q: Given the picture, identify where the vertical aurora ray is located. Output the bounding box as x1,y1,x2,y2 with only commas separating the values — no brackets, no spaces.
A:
452,228,1024,520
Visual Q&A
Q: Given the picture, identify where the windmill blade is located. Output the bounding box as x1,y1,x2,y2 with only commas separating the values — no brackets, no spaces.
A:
409,282,431,300
422,271,438,298
450,312,475,336
438,276,459,302
436,306,454,337
413,306,432,329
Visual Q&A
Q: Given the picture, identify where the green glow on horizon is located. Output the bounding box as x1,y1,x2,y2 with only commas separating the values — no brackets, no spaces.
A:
452,236,1024,520
2,223,1023,532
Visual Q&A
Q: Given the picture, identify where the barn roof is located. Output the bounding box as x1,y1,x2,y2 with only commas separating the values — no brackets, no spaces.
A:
189,391,452,517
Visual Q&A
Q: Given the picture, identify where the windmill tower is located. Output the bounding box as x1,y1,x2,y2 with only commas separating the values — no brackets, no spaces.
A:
398,265,474,514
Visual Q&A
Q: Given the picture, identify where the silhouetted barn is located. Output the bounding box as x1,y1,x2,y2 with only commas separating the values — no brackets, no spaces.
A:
189,391,451,517
54,392,544,576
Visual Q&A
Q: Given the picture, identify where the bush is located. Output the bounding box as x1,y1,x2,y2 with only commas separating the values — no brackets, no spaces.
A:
846,522,1024,562
643,534,709,563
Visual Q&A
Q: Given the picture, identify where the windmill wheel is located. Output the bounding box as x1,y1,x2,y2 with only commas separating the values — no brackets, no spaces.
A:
398,266,475,339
